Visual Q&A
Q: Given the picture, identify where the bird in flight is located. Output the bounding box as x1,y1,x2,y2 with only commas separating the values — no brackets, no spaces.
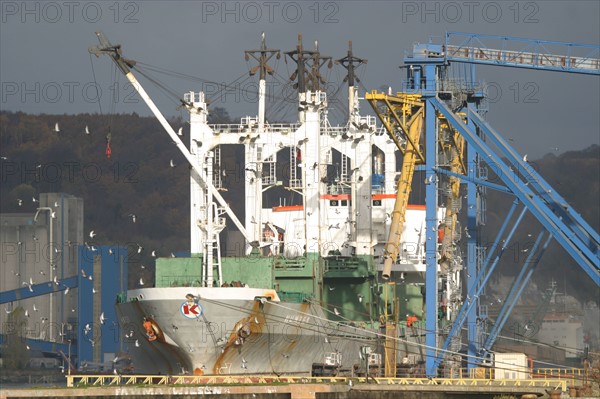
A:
85,125,90,134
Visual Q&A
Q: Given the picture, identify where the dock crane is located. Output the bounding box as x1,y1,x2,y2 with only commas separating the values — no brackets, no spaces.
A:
372,31,599,376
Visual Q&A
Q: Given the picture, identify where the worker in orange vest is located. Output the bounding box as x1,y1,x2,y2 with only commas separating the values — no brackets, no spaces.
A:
437,223,445,243
143,317,157,341
406,314,418,327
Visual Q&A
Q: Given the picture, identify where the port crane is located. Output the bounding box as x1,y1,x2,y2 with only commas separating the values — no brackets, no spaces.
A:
369,31,599,376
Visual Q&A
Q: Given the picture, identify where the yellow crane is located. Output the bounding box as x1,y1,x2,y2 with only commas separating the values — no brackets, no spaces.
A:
365,91,424,281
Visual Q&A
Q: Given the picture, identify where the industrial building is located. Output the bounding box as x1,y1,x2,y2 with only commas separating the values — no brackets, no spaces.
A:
0,193,127,371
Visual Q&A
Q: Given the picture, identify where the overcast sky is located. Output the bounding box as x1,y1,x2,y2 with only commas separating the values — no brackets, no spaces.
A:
1,0,599,158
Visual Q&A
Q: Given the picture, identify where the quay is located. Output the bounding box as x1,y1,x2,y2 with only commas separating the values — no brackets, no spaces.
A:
0,374,571,399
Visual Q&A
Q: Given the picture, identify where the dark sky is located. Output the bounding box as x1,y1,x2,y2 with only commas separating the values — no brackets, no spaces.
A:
1,0,599,158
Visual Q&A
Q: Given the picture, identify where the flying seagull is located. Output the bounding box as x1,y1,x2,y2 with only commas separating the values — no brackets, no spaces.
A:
54,122,60,132
85,125,90,134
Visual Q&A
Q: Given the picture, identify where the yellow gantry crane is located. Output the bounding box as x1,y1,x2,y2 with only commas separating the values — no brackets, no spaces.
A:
365,92,424,281
366,91,466,377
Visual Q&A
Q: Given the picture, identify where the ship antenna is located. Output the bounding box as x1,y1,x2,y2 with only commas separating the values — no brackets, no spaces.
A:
335,40,367,123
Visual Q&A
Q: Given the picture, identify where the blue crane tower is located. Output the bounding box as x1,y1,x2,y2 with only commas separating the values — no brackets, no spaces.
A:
374,31,599,377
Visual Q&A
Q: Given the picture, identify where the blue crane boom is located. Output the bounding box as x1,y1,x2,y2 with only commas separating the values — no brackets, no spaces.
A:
444,32,600,75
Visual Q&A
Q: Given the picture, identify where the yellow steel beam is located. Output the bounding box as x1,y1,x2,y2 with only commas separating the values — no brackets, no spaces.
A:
365,91,425,164
382,108,424,279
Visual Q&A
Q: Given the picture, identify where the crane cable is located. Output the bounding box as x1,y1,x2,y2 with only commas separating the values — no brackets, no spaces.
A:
89,53,113,159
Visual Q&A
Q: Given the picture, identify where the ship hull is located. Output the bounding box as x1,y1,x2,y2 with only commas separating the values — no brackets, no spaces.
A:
116,287,375,375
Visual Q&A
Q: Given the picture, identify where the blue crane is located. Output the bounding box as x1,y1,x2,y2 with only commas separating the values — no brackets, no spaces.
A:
400,32,599,376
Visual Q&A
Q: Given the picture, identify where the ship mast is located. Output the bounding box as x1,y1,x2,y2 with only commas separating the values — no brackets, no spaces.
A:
336,40,367,124
244,32,280,133
284,35,332,257
243,34,281,247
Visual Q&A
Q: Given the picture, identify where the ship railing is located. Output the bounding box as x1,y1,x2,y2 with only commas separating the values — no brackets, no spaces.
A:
157,276,203,287
323,126,349,136
324,258,360,271
208,122,301,135
325,184,351,195
289,179,303,189
277,291,313,303
273,256,306,269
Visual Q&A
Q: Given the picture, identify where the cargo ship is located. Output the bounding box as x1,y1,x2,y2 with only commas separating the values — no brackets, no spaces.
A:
90,32,460,376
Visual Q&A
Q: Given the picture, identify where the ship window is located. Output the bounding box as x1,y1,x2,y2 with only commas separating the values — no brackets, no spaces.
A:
373,200,382,206
341,200,348,206
330,200,339,206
